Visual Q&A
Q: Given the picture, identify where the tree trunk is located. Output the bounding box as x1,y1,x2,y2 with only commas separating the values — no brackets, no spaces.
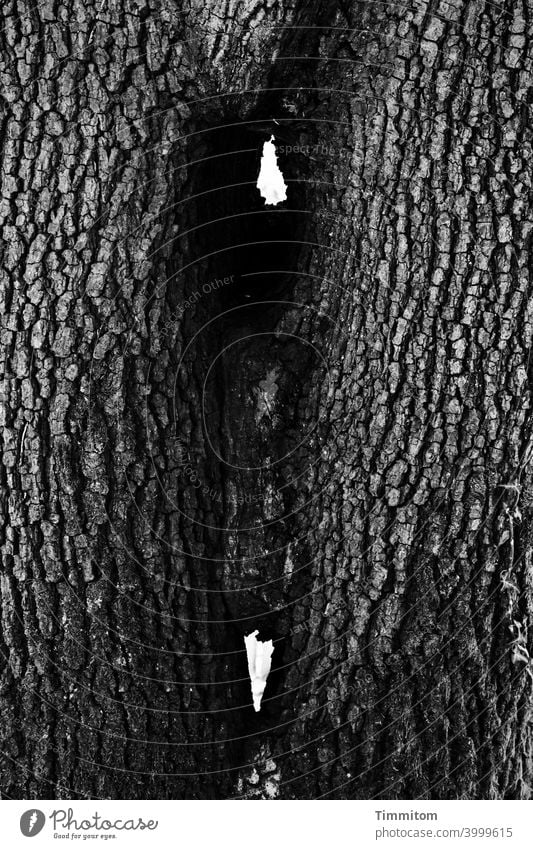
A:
1,0,532,800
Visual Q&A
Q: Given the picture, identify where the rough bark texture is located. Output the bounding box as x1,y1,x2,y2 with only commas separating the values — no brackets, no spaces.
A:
1,0,533,799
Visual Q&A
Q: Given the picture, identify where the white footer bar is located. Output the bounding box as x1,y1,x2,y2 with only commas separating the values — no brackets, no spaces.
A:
2,800,531,848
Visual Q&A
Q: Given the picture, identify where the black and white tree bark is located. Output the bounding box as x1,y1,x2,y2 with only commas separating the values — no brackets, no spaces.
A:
0,0,532,799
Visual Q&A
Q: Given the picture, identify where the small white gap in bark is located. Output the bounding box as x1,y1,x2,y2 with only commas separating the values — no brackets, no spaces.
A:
244,630,274,712
256,135,287,206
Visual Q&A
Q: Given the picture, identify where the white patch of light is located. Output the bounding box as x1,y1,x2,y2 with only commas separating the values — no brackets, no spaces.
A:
256,135,287,206
244,630,274,712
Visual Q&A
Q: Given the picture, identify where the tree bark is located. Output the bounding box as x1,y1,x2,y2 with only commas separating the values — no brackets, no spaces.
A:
1,0,532,799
